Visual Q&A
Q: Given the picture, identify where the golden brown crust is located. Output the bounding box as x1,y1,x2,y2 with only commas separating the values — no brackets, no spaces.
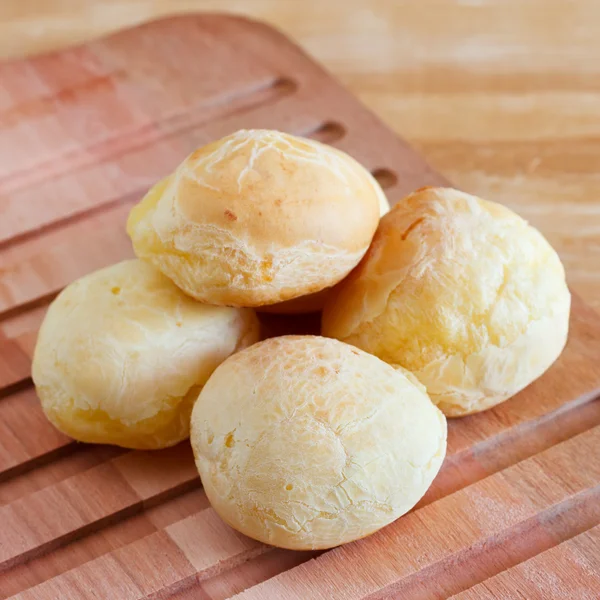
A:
322,187,571,417
191,335,446,550
258,181,390,315
32,260,260,449
127,130,383,306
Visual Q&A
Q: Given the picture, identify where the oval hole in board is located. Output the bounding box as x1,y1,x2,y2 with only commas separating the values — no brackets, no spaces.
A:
371,168,397,190
307,122,345,144
271,77,298,95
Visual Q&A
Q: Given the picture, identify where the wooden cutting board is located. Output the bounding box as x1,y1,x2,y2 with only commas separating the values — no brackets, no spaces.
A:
0,14,599,600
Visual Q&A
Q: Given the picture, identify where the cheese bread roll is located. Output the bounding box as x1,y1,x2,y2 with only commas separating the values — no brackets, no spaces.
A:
32,259,259,449
323,187,571,417
127,129,383,307
191,335,446,550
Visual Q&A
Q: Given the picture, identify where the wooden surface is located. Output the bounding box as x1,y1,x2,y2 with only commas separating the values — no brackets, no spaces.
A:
0,0,598,313
0,12,599,600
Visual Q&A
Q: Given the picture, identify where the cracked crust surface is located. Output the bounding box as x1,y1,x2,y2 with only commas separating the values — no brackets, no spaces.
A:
32,259,260,449
190,335,446,550
322,187,571,417
126,129,382,306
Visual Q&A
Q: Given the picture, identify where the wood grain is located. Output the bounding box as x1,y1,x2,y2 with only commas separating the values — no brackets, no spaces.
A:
0,388,73,478
450,525,600,600
0,443,198,571
0,488,211,598
0,12,599,600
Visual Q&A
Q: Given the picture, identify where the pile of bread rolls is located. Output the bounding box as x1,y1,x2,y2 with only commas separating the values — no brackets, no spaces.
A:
32,129,570,551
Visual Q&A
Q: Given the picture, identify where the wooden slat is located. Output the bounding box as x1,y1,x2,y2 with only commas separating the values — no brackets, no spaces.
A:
0,78,299,246
13,532,196,600
0,335,30,392
0,306,46,345
0,200,133,316
1,465,138,571
13,510,265,600
0,388,72,479
0,488,210,599
422,395,600,508
0,307,43,389
234,426,600,600
0,17,278,187
167,509,265,578
191,551,318,600
451,525,600,600
0,443,198,570
0,445,122,506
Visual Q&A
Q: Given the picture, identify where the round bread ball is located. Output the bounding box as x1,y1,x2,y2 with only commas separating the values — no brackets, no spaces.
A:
258,188,390,315
126,129,383,307
191,335,446,550
322,187,571,417
32,259,260,449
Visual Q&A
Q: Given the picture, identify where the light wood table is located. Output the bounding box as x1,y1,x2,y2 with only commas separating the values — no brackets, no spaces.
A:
1,0,598,310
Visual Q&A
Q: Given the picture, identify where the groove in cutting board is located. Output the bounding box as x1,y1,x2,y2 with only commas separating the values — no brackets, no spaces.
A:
0,201,134,315
0,76,296,197
13,509,266,600
384,487,600,600
450,525,600,600
0,487,211,599
0,79,303,245
0,388,73,479
189,550,319,600
307,121,345,144
0,443,199,571
0,444,123,505
1,14,599,599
